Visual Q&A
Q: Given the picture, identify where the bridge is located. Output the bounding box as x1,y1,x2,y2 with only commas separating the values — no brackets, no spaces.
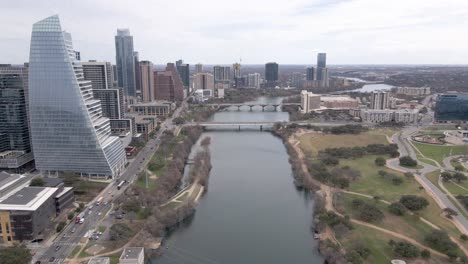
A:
204,103,302,112
185,121,354,131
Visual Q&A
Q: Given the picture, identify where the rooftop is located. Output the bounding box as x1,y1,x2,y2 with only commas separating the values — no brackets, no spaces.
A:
120,247,144,260
88,257,110,264
0,187,58,211
321,96,357,102
131,101,173,107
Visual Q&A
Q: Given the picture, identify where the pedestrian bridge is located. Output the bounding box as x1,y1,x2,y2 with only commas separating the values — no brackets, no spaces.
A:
185,121,351,131
205,103,301,112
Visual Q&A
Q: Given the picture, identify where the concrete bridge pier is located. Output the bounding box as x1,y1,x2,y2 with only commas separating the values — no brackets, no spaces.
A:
273,104,279,111
261,104,267,112
238,125,241,131
260,125,263,131
249,105,254,111
236,105,242,111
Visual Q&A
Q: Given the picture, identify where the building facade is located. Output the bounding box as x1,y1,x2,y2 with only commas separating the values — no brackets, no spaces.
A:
370,91,389,110
139,61,155,102
81,61,113,90
194,63,203,74
265,62,279,88
213,66,231,89
300,90,321,113
396,86,431,96
92,88,124,119
153,63,184,102
29,15,126,178
435,93,468,123
321,96,359,109
361,109,418,123
115,29,136,96
291,72,303,88
120,247,145,264
130,101,175,116
306,67,315,81
176,61,190,88
193,73,214,92
0,64,34,170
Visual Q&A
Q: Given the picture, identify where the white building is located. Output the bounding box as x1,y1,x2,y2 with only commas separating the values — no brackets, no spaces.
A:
119,247,144,264
370,91,390,110
361,109,418,123
194,89,213,102
396,86,431,96
247,73,261,89
300,90,321,113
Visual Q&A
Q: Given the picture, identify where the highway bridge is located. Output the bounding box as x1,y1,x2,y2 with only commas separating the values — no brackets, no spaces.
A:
185,121,354,131
204,103,302,112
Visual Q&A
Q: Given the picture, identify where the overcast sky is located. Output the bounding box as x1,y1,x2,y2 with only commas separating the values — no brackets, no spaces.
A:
3,0,468,65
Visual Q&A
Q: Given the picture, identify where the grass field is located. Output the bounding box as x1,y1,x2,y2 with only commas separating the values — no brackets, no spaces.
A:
426,170,441,188
299,132,388,156
451,160,466,172
412,142,467,165
341,155,423,202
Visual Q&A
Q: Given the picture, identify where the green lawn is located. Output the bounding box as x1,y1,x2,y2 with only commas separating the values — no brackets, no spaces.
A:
136,171,158,190
418,154,439,167
342,155,423,202
68,245,81,258
299,132,388,157
451,160,466,172
444,180,468,196
426,170,441,188
98,226,106,233
412,142,467,165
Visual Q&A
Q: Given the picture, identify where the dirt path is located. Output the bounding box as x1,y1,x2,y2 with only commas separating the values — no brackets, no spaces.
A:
288,131,460,259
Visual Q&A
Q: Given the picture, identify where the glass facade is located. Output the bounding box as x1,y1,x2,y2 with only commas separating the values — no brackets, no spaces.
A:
29,15,126,178
435,94,468,122
115,29,136,96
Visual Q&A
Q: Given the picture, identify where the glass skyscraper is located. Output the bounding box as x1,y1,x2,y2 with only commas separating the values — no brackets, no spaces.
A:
29,15,126,178
115,29,136,96
435,94,468,122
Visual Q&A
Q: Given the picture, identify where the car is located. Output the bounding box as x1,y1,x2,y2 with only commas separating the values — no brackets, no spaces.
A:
55,246,61,251
71,228,76,233
48,257,55,262
98,212,102,216
108,191,111,194
35,261,41,264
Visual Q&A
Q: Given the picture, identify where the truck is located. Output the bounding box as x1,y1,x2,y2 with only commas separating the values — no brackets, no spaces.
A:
75,212,85,224
96,196,103,206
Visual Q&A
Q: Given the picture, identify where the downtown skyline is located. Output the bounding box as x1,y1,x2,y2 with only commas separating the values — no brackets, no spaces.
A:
2,0,468,65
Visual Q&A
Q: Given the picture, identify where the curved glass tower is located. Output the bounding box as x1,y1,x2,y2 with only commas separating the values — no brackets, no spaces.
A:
29,15,126,178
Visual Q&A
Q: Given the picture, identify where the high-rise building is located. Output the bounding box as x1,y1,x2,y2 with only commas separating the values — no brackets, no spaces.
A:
195,63,203,74
233,63,241,88
139,61,154,102
291,72,303,88
265,62,279,88
153,63,184,102
300,90,321,113
247,73,261,89
435,93,468,123
0,64,34,170
133,52,141,98
317,53,327,68
370,91,390,110
213,66,231,88
111,65,118,83
115,29,136,96
176,61,190,88
81,61,113,90
306,67,315,81
93,89,124,119
29,15,126,178
193,73,214,92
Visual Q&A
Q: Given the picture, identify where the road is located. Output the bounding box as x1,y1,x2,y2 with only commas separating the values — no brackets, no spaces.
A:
390,125,468,233
34,101,188,263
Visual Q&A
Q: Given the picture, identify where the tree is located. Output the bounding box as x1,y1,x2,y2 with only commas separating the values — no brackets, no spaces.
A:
388,202,407,216
375,157,386,166
345,251,364,264
420,249,431,259
56,221,66,233
390,241,420,258
0,243,32,264
404,172,414,179
460,234,468,241
440,171,453,182
442,208,458,219
399,156,418,167
400,195,429,211
392,177,403,185
172,117,185,125
67,212,75,220
424,230,458,257
30,177,44,187
453,172,467,183
109,223,134,241
352,199,384,222
454,164,465,172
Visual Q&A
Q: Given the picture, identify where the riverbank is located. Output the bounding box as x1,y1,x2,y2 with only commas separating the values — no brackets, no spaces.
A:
272,125,467,263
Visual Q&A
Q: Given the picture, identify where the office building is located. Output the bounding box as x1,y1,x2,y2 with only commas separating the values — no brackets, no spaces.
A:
300,90,321,113
396,86,431,96
317,53,327,68
176,60,190,88
247,73,261,89
29,15,126,178
193,73,214,92
81,61,113,90
321,96,359,109
0,172,30,199
126,114,157,140
361,109,418,124
435,93,468,123
291,72,303,88
120,247,145,264
130,101,175,116
111,65,118,83
194,89,213,102
0,64,34,170
306,67,315,81
370,91,390,110
133,52,141,98
115,29,136,96
195,63,203,74
265,62,279,88
139,61,155,102
92,88,124,119
213,66,231,89
109,119,133,136
153,63,184,102
315,53,329,87
233,62,241,88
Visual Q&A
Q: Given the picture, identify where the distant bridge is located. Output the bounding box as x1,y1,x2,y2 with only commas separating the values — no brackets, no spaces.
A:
185,121,354,131
204,103,302,112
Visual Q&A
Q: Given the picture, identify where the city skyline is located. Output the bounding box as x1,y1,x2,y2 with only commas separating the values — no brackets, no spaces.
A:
2,0,468,64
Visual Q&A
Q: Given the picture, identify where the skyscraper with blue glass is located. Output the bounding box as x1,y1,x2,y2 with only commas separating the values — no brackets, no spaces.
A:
115,29,136,97
28,15,126,178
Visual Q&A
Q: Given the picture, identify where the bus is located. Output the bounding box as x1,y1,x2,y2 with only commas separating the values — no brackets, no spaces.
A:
96,196,103,206
117,181,125,190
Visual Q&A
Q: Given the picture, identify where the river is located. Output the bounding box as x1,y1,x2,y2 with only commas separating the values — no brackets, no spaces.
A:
153,97,324,264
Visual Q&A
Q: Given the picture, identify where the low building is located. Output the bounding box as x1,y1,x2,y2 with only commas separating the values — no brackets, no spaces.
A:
88,257,110,264
300,90,321,113
126,114,157,140
396,86,431,96
129,101,175,117
361,109,418,124
119,247,144,264
0,172,31,199
193,89,213,102
435,93,468,123
321,95,359,109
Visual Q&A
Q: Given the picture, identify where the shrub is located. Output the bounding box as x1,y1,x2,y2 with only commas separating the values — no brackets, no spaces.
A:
109,223,134,241
352,199,384,222
421,249,430,259
56,221,66,233
375,157,386,166
460,234,468,241
392,177,403,185
400,195,429,211
67,212,75,220
399,156,417,167
390,241,420,258
388,202,407,216
30,177,44,187
424,230,458,257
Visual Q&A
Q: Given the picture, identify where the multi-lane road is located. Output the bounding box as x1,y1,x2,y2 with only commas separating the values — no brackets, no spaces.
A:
34,102,187,263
